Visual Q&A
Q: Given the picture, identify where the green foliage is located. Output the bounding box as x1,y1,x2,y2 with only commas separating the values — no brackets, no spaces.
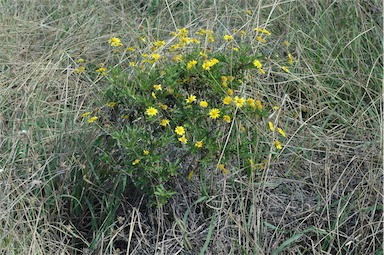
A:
78,27,291,207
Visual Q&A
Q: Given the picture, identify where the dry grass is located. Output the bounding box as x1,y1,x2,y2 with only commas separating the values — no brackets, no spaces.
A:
0,0,382,254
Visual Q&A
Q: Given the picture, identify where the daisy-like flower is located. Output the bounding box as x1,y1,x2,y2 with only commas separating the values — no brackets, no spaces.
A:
253,60,262,69
268,121,275,131
178,136,187,144
223,115,231,123
202,58,219,71
158,102,168,110
288,53,293,65
195,141,203,148
187,60,197,70
218,164,228,175
108,37,123,47
151,53,161,61
143,150,150,155
247,98,255,106
223,34,234,42
75,66,85,74
126,46,135,51
160,119,170,126
223,96,232,105
107,102,116,107
146,107,158,117
96,67,107,76
199,101,208,108
277,128,286,138
209,108,220,119
274,141,282,150
234,96,245,107
153,40,165,47
227,89,233,96
281,66,290,73
256,100,263,110
81,111,91,118
172,54,183,62
175,126,185,136
88,116,98,123
132,159,140,165
153,84,162,90
186,95,197,104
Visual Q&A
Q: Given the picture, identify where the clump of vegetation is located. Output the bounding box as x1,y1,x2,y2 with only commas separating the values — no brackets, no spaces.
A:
78,26,292,207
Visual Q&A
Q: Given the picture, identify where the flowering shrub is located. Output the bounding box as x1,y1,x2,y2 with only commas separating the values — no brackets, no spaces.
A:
77,26,293,207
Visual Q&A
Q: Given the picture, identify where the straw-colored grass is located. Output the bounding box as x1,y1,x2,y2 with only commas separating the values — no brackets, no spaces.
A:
1,0,382,254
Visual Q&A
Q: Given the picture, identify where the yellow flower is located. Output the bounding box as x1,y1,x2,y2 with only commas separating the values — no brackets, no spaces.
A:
108,37,123,47
277,128,286,138
186,95,197,104
107,102,116,107
158,102,168,110
202,58,219,71
160,119,170,126
132,159,140,165
81,111,91,118
146,107,158,117
234,96,245,107
281,66,290,73
180,37,192,44
76,58,85,63
227,89,233,96
274,141,282,150
223,34,234,41
152,92,156,99
218,164,228,175
188,170,194,180
187,60,197,70
223,115,231,123
96,67,107,76
268,121,275,131
209,108,220,119
223,96,232,105
233,47,239,52
178,28,189,37
256,100,263,110
175,126,185,136
129,62,136,67
288,53,293,65
259,68,266,75
172,54,183,62
178,135,188,144
199,101,208,108
151,53,161,61
199,51,208,59
75,66,85,74
143,150,150,155
245,9,252,15
88,116,98,123
253,60,262,69
273,106,279,110
126,46,135,52
247,98,255,106
153,84,162,91
195,141,203,148
153,40,165,47
284,40,289,47
139,37,146,42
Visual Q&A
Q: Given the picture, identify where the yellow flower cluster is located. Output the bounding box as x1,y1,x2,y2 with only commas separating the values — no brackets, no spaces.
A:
202,58,219,70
